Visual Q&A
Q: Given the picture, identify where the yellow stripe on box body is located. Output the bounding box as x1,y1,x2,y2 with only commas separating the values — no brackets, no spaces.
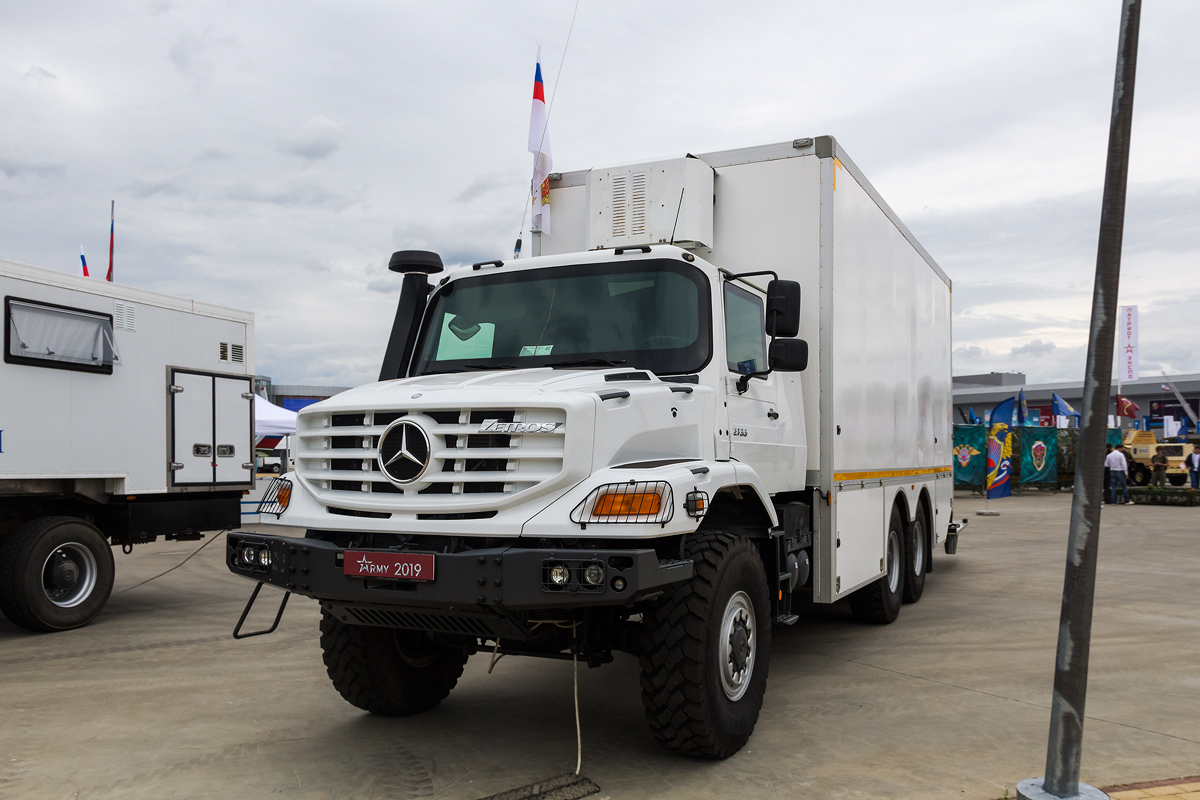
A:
833,466,953,482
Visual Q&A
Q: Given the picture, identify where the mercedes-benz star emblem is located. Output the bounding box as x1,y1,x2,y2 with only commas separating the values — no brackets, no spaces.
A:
377,420,430,484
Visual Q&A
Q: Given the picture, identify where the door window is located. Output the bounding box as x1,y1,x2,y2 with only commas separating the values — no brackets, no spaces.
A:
724,283,766,375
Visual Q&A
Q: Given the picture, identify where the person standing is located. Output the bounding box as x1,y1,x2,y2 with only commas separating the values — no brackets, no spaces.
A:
1151,446,1169,488
1185,444,1200,491
1104,443,1114,503
1106,444,1131,504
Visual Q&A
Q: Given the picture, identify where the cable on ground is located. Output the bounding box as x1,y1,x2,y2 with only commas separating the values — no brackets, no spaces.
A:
114,530,228,595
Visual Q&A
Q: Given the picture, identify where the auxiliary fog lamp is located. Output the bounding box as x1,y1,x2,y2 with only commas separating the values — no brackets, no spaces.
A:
235,542,272,573
570,481,674,526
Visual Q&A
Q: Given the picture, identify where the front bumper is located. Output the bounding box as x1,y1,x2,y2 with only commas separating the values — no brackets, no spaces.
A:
225,532,693,637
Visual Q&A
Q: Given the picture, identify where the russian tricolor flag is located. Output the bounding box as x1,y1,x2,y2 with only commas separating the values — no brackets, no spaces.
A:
527,47,553,238
80,245,90,278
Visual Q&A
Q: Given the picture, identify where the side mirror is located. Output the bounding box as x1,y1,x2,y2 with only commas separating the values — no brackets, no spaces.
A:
769,338,808,372
765,280,801,338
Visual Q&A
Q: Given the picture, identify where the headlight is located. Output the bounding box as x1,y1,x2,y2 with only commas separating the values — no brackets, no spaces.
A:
570,481,674,525
258,549,272,567
583,563,605,586
549,564,569,586
240,547,256,564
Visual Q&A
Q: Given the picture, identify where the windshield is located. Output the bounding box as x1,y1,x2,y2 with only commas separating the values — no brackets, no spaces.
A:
413,259,711,376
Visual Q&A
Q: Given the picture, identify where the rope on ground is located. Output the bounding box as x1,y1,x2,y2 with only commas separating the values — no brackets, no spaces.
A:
114,530,228,595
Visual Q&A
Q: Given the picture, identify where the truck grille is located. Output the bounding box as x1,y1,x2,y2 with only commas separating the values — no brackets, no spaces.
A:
295,406,567,510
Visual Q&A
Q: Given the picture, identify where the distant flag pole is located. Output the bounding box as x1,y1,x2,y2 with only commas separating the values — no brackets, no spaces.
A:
106,200,114,282
527,46,553,248
80,246,90,278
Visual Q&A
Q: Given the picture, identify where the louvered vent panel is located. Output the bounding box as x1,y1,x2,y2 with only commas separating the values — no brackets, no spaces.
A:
219,342,229,362
113,301,137,332
611,174,627,238
231,343,244,363
630,172,647,235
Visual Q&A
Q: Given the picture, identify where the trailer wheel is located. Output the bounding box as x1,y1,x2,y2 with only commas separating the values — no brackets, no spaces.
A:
0,517,115,632
849,506,905,624
902,505,929,604
1169,474,1187,487
319,611,468,716
639,531,771,759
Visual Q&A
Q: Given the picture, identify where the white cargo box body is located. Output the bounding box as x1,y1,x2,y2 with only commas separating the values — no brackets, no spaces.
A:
1,258,256,494
543,137,952,603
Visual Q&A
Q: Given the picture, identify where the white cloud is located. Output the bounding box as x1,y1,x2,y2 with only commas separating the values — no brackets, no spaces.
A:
0,0,1197,387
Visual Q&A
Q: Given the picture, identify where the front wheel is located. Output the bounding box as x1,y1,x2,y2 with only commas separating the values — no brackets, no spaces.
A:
0,517,115,632
1130,464,1150,487
849,505,905,624
319,612,468,716
640,531,771,759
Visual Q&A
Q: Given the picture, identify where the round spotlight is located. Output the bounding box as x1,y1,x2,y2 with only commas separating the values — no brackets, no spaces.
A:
258,549,272,567
241,548,256,564
549,564,569,586
611,576,627,592
583,563,605,586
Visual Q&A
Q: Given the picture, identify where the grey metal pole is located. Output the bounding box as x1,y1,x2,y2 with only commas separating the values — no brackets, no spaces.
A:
1018,2,1141,799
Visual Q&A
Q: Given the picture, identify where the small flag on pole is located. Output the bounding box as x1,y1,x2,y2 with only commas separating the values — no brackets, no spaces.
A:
106,200,114,282
527,47,553,239
80,246,90,278
1018,389,1029,426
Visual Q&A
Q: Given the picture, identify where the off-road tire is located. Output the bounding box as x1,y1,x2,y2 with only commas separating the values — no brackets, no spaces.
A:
0,516,115,632
639,531,771,759
1130,464,1150,487
849,505,905,624
902,504,929,604
319,611,468,716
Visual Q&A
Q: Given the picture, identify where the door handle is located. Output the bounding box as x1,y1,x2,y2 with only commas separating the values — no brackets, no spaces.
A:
193,444,213,457
767,409,779,420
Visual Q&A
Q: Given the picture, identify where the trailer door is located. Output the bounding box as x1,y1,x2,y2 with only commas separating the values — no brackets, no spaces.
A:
171,370,216,485
214,376,253,484
170,369,253,487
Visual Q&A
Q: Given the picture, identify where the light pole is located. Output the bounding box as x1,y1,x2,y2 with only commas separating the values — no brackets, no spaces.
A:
1017,2,1141,799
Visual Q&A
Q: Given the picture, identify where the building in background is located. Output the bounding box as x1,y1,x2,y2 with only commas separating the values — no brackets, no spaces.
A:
953,373,1200,435
253,376,350,411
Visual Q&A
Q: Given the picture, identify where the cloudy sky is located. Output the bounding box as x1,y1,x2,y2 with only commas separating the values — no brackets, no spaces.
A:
2,0,1196,388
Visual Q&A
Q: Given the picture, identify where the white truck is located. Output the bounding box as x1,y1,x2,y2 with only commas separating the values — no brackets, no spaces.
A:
228,136,960,758
1,258,256,631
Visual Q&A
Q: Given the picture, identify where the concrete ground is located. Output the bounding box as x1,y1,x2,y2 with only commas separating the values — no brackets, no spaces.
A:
1,492,1198,799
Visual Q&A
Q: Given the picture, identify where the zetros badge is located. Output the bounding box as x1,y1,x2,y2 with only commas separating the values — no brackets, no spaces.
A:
479,420,562,434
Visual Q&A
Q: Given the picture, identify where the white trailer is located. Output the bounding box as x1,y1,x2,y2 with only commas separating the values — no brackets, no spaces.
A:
1,257,256,631
227,136,961,758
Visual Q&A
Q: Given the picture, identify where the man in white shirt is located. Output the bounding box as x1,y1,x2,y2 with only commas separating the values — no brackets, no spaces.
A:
1105,445,1131,504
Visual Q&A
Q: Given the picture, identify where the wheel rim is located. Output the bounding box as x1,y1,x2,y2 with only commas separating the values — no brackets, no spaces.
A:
911,520,925,577
719,590,756,702
41,542,98,608
887,528,901,594
393,630,439,667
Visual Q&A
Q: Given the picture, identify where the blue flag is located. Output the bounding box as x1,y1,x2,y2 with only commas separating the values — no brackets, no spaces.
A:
1052,392,1080,418
986,397,1016,499
969,406,982,425
1018,389,1028,426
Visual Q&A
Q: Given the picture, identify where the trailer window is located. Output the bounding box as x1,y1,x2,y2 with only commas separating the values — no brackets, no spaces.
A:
4,297,121,375
414,260,711,376
724,284,766,374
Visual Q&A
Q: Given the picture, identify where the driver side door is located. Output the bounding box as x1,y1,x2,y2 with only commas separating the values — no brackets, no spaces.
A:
723,282,785,484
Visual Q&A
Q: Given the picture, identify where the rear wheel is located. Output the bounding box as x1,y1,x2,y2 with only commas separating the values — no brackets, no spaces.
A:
1169,474,1187,487
902,505,929,604
319,612,468,716
640,531,771,759
849,505,904,624
0,517,115,632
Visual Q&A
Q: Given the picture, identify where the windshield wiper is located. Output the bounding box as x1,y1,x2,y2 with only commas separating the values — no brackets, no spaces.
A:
419,364,518,376
544,358,627,369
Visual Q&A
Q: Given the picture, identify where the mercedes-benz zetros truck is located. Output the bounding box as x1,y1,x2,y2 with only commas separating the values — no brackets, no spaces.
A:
228,136,961,758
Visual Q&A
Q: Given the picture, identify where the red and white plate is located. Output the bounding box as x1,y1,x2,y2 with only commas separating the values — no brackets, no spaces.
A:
344,550,435,582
